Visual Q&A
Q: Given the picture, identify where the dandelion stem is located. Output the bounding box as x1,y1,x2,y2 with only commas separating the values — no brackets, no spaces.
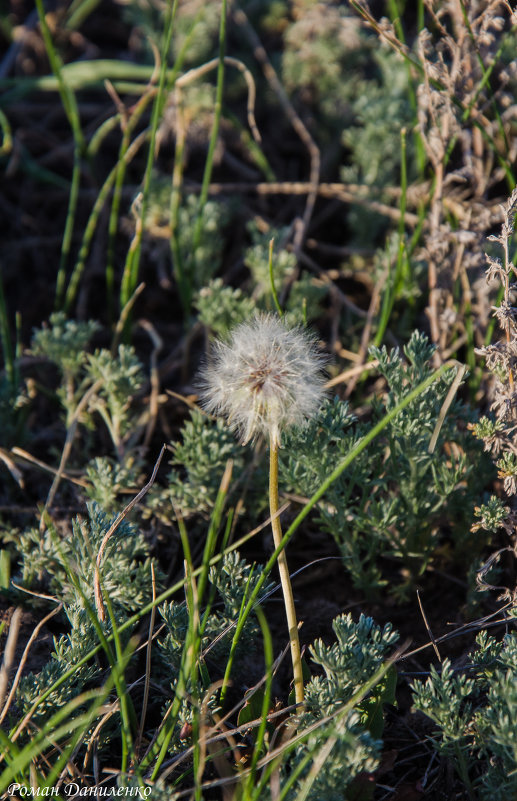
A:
269,437,304,708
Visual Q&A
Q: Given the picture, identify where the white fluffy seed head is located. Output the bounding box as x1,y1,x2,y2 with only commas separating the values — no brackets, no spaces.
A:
199,314,326,447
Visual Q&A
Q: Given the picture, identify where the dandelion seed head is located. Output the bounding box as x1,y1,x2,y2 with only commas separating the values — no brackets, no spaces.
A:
199,314,326,446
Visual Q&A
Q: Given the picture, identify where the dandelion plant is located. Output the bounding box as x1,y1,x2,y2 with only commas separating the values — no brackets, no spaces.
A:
199,314,326,707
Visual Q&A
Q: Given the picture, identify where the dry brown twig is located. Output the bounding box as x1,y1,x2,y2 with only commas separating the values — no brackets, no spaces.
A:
0,603,63,734
94,445,165,622
0,608,23,718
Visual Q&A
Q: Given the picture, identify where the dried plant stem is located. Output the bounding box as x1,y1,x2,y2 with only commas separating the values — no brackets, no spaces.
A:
94,446,165,621
269,439,304,709
502,232,515,391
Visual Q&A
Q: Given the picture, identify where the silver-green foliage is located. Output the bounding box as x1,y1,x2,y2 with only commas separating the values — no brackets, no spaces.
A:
282,0,365,126
141,180,230,293
177,194,230,291
124,0,221,66
307,614,399,715
282,2,413,240
196,279,256,338
286,614,399,801
31,312,100,427
412,659,475,753
16,602,102,721
146,409,251,521
84,456,140,515
412,628,517,800
31,315,144,457
159,551,269,672
16,503,153,611
341,47,413,190
31,312,100,379
244,223,327,324
195,224,326,337
281,331,486,599
86,345,144,448
15,504,153,722
244,224,297,294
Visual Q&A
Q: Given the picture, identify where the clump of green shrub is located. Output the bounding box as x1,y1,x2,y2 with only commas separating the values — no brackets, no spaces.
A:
412,625,517,799
281,331,488,600
286,614,398,801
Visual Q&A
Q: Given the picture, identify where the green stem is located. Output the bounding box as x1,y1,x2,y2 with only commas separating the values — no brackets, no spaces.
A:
269,438,304,709
268,238,283,316
64,129,149,313
107,91,154,322
189,0,227,281
119,0,179,315
0,267,15,391
33,0,86,310
0,108,12,157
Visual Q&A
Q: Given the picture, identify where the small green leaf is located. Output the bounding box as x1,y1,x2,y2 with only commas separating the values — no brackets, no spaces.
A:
238,688,266,729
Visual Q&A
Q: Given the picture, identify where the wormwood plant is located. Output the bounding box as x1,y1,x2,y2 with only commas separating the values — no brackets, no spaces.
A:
281,331,486,600
196,279,256,339
244,223,327,325
15,602,102,724
282,1,415,243
30,313,145,469
13,504,153,724
145,409,251,522
0,320,467,795
14,503,153,608
126,0,222,67
31,312,100,427
85,457,140,516
470,189,517,557
341,46,413,190
284,614,399,801
412,626,517,800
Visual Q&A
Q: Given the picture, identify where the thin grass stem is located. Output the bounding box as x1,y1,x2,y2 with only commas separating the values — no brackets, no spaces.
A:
64,130,149,313
0,109,12,157
145,463,233,777
119,0,179,316
268,240,283,316
188,0,228,298
374,127,409,347
107,91,155,321
243,606,273,799
33,0,87,309
218,566,261,709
